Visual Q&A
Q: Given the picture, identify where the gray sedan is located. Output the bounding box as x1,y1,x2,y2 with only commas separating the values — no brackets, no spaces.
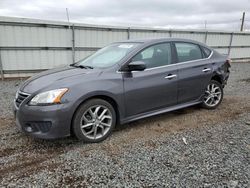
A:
13,38,230,142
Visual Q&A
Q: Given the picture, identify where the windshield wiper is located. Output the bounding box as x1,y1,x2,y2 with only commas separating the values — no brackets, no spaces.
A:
70,64,93,69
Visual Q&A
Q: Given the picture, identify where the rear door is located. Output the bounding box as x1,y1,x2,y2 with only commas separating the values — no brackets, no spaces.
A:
123,42,178,117
174,42,213,104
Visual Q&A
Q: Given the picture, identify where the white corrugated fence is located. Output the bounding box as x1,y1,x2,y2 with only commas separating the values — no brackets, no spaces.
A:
0,16,250,78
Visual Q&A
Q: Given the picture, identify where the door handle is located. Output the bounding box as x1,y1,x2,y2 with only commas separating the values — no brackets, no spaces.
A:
202,68,211,73
165,74,177,79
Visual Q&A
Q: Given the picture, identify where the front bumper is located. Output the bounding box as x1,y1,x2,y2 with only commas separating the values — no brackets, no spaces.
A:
13,101,73,139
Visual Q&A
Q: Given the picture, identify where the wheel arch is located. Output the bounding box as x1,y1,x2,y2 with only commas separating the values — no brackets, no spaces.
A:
70,94,121,136
211,74,223,84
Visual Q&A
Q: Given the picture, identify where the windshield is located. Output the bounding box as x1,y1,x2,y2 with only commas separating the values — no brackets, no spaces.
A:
75,43,140,68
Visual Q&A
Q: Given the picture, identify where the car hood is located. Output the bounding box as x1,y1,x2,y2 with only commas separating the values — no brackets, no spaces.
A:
20,66,101,93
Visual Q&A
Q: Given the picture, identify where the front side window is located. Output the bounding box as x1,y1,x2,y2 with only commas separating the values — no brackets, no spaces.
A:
131,43,172,69
175,42,202,62
76,43,140,68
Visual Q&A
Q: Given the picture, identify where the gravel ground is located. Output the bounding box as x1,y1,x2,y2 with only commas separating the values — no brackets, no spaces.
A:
0,62,250,187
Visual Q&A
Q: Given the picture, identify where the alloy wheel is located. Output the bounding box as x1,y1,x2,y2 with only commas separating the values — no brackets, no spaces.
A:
203,83,222,107
80,105,112,140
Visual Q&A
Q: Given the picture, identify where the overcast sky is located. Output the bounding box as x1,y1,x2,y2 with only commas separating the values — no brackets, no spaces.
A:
0,0,250,31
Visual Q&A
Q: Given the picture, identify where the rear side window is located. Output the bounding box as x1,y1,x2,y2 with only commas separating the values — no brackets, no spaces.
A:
202,47,212,58
175,42,202,62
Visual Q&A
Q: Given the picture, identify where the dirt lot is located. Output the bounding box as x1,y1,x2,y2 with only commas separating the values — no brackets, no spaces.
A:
0,63,250,187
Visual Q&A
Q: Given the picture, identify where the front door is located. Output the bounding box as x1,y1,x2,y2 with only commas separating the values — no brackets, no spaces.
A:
123,42,178,117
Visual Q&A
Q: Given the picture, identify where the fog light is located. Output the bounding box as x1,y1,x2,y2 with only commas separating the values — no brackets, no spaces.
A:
25,126,33,133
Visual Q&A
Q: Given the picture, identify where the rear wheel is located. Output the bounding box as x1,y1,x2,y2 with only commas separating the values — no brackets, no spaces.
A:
72,99,116,142
201,80,223,109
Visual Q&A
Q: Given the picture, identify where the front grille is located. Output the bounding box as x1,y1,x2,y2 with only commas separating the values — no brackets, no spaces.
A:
15,91,30,108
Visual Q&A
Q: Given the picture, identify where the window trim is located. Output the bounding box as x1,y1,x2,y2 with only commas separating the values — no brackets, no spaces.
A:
143,50,213,71
117,41,213,73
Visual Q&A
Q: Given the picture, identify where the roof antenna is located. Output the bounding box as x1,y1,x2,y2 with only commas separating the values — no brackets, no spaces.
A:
66,8,71,28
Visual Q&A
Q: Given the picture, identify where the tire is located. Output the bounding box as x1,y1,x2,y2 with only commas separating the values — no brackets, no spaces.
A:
72,99,116,143
201,80,223,109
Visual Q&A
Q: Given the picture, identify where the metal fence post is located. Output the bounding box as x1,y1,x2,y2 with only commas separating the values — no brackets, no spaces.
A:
127,27,130,40
0,50,4,81
71,24,75,63
169,30,172,38
204,31,208,44
228,32,233,56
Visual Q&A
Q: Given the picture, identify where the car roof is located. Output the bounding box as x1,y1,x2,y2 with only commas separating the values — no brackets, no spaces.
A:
117,38,209,48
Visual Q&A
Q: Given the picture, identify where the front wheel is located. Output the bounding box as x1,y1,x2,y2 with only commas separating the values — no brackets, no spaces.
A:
201,80,223,109
72,99,116,143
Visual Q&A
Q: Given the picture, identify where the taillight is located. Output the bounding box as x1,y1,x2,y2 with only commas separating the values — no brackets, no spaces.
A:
226,59,231,67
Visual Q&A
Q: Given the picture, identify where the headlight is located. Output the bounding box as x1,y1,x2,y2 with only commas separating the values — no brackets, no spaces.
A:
29,88,68,105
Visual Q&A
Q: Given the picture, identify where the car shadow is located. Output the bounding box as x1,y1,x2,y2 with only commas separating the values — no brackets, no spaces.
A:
115,105,201,132
26,105,201,148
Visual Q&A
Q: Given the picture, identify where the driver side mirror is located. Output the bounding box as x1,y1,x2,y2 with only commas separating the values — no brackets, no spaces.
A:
127,61,146,71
